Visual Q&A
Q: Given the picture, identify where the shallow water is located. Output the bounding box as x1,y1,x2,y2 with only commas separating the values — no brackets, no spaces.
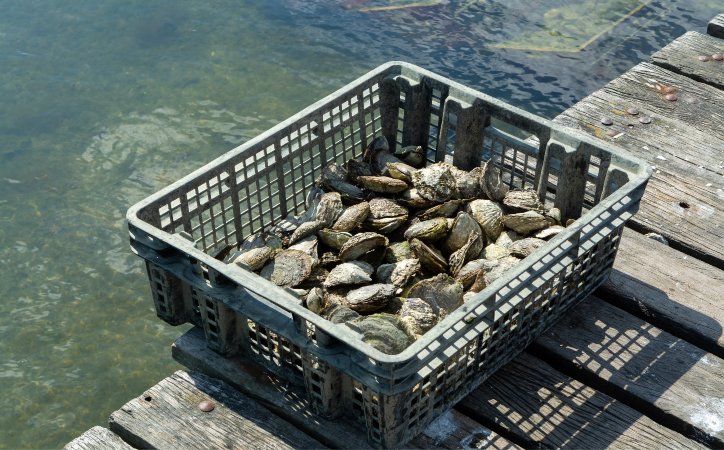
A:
0,0,719,447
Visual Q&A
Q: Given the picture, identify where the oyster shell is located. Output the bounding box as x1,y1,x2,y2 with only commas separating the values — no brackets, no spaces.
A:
508,238,546,258
482,244,510,261
228,246,273,271
455,259,498,289
399,298,437,340
417,199,463,220
394,145,425,167
369,198,408,219
387,162,417,182
385,241,414,263
324,261,374,288
466,200,504,242
339,232,389,261
449,232,483,276
323,286,350,306
321,303,360,324
306,287,324,314
320,163,348,184
239,232,283,255
348,314,411,355
315,192,344,226
344,284,397,312
502,211,549,234
319,252,341,267
481,158,508,202
297,187,324,224
495,230,522,249
347,159,373,184
411,163,456,203
536,226,565,240
357,246,388,267
332,201,370,232
503,189,545,213
397,188,437,209
407,274,464,319
410,238,448,274
450,166,485,199
289,220,326,245
357,176,408,193
404,217,449,242
288,235,319,264
318,229,352,250
363,136,390,160
440,212,484,255
546,208,562,226
323,179,365,204
363,215,408,234
376,259,420,289
566,218,576,227
480,256,521,289
260,249,313,287
298,266,328,289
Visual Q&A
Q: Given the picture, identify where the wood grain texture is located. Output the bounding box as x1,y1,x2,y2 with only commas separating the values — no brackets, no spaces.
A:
553,62,724,269
63,426,133,450
531,295,724,448
172,326,522,450
109,370,324,450
708,14,724,39
598,228,724,359
650,31,724,90
456,352,708,450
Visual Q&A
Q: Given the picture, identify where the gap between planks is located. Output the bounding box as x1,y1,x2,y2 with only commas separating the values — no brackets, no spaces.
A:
650,31,724,91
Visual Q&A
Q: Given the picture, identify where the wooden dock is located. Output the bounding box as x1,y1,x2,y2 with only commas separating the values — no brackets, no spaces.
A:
65,13,724,450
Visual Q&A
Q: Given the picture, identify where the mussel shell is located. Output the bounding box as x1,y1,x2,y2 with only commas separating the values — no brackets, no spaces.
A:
260,249,313,287
407,274,464,319
535,226,565,240
344,284,397,313
363,215,408,234
404,217,449,242
289,220,326,245
397,188,437,209
417,199,463,220
367,148,405,176
503,189,545,213
357,176,408,193
502,211,549,234
466,199,504,242
376,258,421,289
411,163,456,203
318,229,352,250
508,238,546,258
324,261,375,287
481,159,509,202
387,161,417,183
363,136,390,161
410,238,448,274
369,198,408,219
339,232,389,261
323,179,365,203
394,145,425,168
399,298,437,340
385,241,414,263
348,314,411,355
332,201,370,232
440,212,483,255
347,159,373,184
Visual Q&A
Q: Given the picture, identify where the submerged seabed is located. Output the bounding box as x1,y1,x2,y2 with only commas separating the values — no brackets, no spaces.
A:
0,0,719,447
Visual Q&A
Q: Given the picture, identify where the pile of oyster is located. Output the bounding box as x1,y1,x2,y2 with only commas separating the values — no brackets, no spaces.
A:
223,136,571,355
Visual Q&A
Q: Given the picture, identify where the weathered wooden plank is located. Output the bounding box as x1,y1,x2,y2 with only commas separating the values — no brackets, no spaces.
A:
650,31,724,90
172,326,522,450
554,62,724,269
531,295,724,448
708,14,724,39
63,426,133,450
599,228,724,359
109,370,324,450
456,352,707,450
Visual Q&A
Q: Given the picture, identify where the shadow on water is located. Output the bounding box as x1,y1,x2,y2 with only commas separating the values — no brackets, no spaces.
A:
456,271,724,448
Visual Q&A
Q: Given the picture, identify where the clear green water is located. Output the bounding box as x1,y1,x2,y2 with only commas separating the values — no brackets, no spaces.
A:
0,0,719,447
